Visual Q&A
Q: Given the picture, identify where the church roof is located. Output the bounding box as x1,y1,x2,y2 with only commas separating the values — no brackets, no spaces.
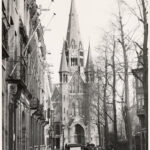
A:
66,0,82,47
85,43,94,72
59,41,69,73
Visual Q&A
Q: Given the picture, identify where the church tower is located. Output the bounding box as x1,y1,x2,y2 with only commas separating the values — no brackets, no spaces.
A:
65,0,84,75
53,0,101,147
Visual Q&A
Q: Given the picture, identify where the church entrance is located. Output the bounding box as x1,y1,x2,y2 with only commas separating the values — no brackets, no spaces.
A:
75,124,85,145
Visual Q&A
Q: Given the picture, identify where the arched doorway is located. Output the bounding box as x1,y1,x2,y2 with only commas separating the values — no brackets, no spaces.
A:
75,124,85,145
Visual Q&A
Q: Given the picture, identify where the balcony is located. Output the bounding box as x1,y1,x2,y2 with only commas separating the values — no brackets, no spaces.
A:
30,97,39,110
7,56,27,88
137,107,145,116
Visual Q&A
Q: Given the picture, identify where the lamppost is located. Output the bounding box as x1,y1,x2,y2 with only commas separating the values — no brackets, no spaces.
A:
62,124,65,150
50,108,54,150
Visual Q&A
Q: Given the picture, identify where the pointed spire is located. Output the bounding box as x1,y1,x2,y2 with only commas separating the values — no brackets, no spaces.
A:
85,43,94,72
59,41,69,73
66,0,82,47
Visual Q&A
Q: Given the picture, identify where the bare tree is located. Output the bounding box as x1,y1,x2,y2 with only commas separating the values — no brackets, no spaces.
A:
111,39,118,150
117,3,133,149
122,0,148,149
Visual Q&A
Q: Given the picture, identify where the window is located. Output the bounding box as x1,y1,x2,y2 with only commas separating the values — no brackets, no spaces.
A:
60,74,62,82
71,39,75,49
80,59,83,66
65,41,68,49
80,51,84,56
137,94,144,109
64,108,65,113
137,79,143,87
63,74,65,82
79,42,82,49
66,75,68,82
72,103,75,116
71,58,78,66
66,58,69,65
66,51,69,56
55,124,60,135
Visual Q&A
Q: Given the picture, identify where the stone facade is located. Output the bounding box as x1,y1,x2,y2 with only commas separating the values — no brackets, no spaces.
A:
51,0,104,149
132,54,146,150
2,0,52,150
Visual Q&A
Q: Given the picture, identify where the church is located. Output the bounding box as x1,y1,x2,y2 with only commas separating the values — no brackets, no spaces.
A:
51,0,104,149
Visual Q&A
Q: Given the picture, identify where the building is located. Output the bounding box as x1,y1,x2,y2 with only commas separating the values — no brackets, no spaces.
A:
51,0,104,149
132,54,146,150
2,0,53,150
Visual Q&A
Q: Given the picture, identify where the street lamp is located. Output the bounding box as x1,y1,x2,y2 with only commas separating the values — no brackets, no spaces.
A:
62,124,65,150
50,108,54,150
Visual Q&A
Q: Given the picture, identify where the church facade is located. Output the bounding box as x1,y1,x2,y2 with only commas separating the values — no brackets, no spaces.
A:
51,0,104,149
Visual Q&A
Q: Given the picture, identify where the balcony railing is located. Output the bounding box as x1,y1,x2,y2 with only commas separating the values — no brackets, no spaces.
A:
137,107,145,116
7,56,27,88
14,56,27,83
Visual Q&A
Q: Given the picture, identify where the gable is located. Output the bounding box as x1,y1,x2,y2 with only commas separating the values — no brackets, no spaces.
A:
51,86,60,101
69,71,85,93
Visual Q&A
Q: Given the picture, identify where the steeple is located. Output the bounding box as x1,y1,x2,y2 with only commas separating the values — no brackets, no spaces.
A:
66,0,82,47
64,0,84,75
59,42,69,73
85,43,94,72
85,43,94,83
59,41,69,83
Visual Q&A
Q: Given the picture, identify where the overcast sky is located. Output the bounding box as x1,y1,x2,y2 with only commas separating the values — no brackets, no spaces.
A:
36,0,135,84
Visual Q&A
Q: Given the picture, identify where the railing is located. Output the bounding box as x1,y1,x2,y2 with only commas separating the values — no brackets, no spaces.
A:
29,145,46,150
7,56,27,88
11,56,27,84
137,107,145,116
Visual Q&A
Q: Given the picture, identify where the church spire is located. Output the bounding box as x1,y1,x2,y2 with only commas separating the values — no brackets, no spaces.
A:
66,0,82,47
85,43,94,73
59,41,69,73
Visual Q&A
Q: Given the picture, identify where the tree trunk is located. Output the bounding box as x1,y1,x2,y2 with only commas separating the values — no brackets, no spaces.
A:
97,75,101,146
103,54,109,149
141,0,148,149
112,41,118,150
118,5,133,150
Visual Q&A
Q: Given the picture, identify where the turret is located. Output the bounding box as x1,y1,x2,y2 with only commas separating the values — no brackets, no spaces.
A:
59,41,69,83
85,44,94,83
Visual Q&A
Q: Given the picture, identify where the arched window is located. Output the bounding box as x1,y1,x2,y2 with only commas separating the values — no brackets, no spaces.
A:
63,74,65,82
66,75,68,82
60,74,62,82
79,41,82,49
71,39,75,49
72,103,75,116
